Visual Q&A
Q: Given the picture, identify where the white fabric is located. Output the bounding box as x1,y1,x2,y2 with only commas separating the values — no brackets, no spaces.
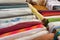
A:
44,16,60,19
0,19,40,29
14,31,48,40
46,0,60,10
0,8,32,17
48,22,60,32
0,27,47,40
0,0,26,3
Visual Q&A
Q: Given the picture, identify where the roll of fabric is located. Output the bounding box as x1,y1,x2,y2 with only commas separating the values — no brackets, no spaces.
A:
47,18,60,23
0,24,46,40
14,31,48,40
0,0,26,3
0,15,38,29
48,22,60,32
0,8,32,17
50,26,60,32
38,11,60,26
0,3,33,18
0,21,42,35
0,3,28,9
44,16,60,19
43,17,60,26
0,15,36,24
39,11,60,16
33,33,54,40
42,17,60,26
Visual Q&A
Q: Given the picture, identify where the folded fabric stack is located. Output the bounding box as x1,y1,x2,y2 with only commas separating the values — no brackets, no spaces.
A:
48,22,60,32
48,22,60,40
0,0,49,40
0,23,48,40
38,11,60,26
2,0,60,40
38,5,60,40
0,3,33,18
27,0,60,40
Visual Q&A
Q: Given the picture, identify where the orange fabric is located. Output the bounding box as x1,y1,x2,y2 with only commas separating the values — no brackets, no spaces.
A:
0,24,44,38
33,5,48,10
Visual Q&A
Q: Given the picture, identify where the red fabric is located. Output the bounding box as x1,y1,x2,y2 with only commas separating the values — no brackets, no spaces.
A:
39,11,60,16
0,21,41,35
42,12,60,16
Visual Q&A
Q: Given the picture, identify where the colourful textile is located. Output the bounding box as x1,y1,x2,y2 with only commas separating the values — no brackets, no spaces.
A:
0,21,41,35
39,11,60,16
0,24,44,38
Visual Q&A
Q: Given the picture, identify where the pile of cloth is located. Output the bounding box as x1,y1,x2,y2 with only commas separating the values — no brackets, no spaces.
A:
1,0,60,40
0,0,49,40
27,0,60,40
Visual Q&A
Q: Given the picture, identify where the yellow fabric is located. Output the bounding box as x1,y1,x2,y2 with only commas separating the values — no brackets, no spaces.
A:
28,3,44,20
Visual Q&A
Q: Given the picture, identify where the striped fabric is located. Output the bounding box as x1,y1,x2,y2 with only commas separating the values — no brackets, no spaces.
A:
0,24,44,38
0,21,41,35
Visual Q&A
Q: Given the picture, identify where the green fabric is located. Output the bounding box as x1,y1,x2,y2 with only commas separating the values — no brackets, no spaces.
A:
48,18,60,22
44,18,60,26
